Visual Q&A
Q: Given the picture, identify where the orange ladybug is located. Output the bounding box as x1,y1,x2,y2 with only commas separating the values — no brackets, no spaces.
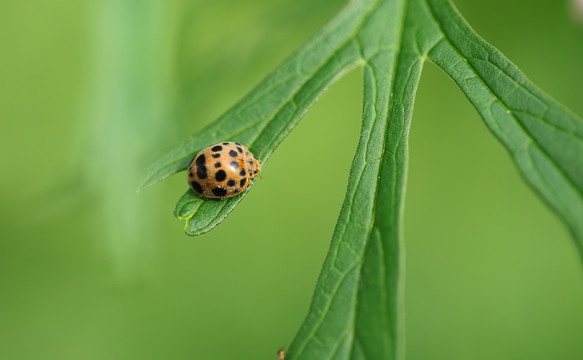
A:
187,142,261,199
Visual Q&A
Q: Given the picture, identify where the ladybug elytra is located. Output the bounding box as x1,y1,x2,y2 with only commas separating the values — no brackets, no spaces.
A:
187,142,261,199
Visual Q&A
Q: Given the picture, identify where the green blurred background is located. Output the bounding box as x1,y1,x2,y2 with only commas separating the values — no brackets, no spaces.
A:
1,0,582,359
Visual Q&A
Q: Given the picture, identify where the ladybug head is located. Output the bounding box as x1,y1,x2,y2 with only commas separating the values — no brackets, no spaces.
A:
252,149,263,180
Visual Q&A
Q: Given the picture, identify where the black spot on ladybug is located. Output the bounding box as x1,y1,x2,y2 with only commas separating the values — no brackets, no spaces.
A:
229,150,237,157
189,171,194,177
230,161,239,169
240,169,246,176
197,165,207,179
190,181,203,194
248,160,253,165
212,153,220,158
227,179,235,186
237,147,243,153
212,187,227,197
215,170,227,182
214,162,221,168
211,145,222,152
235,142,241,146
222,142,229,145
240,178,247,187
196,154,206,166
234,189,239,193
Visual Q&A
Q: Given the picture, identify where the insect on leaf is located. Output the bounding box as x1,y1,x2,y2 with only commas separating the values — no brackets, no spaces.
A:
140,0,583,359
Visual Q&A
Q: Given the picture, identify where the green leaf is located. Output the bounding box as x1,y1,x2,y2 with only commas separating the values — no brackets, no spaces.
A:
423,0,583,254
141,0,583,358
287,0,442,358
138,0,374,235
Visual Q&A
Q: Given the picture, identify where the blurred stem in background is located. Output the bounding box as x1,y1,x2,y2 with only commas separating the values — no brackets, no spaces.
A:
85,0,177,281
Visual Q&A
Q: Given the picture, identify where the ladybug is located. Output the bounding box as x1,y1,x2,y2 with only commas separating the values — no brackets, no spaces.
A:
187,142,261,199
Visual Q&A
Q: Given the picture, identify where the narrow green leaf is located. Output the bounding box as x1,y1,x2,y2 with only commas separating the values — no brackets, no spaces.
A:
424,0,583,255
138,0,379,235
288,0,434,358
